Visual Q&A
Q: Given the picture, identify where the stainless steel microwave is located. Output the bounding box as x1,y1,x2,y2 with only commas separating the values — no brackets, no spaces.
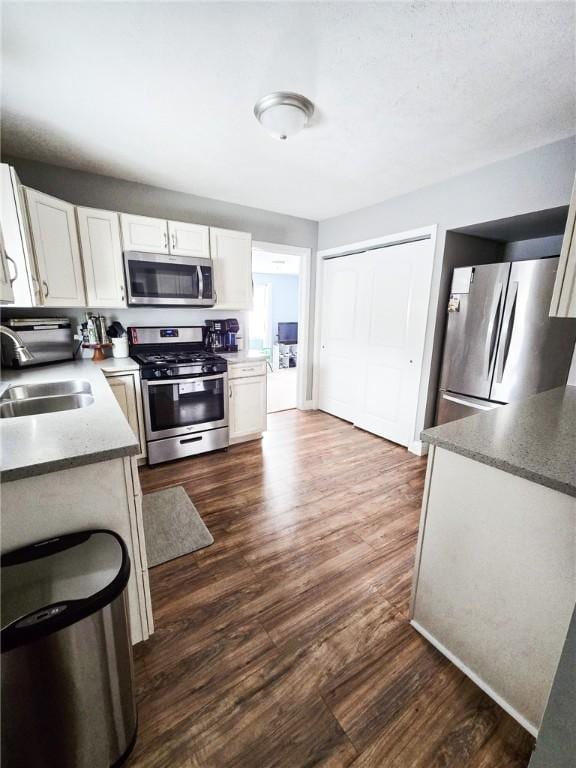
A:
123,251,215,307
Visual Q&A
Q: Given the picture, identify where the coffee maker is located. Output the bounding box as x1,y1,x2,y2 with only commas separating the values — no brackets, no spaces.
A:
205,319,240,352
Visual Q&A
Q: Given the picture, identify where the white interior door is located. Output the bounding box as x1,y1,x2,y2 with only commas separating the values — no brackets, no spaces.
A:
317,254,362,421
353,239,432,446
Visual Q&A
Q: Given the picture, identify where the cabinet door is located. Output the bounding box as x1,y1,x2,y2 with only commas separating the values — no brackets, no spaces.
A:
168,220,210,258
550,176,576,318
24,187,86,307
0,224,15,303
0,165,40,306
120,213,169,254
210,227,253,310
77,207,126,307
107,374,146,459
229,375,267,440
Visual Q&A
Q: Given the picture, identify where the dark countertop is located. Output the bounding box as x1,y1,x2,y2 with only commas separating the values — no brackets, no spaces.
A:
422,386,576,498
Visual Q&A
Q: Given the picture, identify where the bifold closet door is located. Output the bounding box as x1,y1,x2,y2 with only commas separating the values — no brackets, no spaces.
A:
318,238,433,447
317,253,362,421
353,239,432,447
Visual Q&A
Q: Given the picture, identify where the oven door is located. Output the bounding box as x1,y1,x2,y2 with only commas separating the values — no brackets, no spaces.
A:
142,374,228,440
124,251,214,306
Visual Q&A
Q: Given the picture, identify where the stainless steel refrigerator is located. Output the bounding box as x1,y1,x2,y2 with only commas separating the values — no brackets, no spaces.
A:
436,257,576,425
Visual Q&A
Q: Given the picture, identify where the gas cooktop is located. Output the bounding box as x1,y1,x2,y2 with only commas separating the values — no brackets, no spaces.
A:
132,350,224,366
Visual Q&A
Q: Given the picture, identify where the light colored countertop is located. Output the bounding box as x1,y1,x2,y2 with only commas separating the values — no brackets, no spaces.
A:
421,386,576,498
1,360,139,483
92,356,141,374
221,350,268,364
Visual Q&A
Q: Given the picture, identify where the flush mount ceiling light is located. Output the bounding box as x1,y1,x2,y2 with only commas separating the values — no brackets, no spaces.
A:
254,92,315,141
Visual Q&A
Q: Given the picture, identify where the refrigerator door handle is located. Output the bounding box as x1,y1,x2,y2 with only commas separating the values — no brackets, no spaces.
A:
483,282,503,380
495,281,519,383
443,393,501,411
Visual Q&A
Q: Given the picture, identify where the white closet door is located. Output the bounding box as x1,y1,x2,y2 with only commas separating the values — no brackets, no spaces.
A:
354,239,433,446
317,254,362,421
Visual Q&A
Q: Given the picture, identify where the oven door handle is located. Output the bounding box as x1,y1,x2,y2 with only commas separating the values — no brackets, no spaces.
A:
143,373,226,387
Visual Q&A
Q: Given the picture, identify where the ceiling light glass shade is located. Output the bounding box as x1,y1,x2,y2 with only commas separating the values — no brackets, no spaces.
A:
254,92,314,140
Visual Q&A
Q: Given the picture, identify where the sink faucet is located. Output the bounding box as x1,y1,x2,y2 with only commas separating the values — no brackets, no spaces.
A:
0,325,34,365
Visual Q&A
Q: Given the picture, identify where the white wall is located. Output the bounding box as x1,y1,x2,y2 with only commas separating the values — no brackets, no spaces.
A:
318,137,576,428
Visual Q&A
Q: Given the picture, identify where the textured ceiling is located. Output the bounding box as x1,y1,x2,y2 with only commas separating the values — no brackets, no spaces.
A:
2,1,575,220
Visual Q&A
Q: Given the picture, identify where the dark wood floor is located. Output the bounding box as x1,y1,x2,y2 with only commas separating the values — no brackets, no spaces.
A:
129,409,534,768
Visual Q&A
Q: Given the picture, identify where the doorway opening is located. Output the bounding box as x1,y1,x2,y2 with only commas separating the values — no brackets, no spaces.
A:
249,242,311,413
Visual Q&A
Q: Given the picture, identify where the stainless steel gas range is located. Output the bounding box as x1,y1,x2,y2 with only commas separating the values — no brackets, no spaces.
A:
128,326,228,465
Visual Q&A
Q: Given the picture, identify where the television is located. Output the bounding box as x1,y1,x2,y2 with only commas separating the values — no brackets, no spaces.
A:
278,322,298,345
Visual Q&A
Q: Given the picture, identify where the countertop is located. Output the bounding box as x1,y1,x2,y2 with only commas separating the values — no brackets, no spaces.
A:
1,360,139,482
421,386,576,497
221,350,268,364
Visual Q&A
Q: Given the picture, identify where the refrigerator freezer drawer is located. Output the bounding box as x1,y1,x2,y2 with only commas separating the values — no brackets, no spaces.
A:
435,391,502,426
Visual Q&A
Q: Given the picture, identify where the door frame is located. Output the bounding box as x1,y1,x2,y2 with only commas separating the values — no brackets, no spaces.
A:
314,225,437,454
251,240,312,411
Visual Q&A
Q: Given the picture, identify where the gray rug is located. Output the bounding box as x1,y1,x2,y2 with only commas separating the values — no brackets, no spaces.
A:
142,486,213,567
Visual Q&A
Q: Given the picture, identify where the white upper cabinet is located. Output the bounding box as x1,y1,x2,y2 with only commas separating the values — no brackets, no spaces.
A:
168,220,210,258
210,227,253,310
120,213,169,254
0,165,42,306
24,187,86,307
77,207,126,308
0,224,15,304
550,176,576,318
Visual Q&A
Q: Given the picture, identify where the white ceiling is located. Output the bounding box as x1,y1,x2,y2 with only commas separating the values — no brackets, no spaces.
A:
2,2,574,221
252,248,300,275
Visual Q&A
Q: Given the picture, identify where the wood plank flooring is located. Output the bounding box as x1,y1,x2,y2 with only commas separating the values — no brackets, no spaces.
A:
129,409,534,768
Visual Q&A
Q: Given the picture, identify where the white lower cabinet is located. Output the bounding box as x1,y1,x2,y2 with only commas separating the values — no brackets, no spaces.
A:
228,362,267,443
1,456,153,644
105,372,147,460
24,187,86,307
77,206,126,307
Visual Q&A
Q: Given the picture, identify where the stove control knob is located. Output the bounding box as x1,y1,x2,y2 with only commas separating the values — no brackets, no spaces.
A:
154,370,162,378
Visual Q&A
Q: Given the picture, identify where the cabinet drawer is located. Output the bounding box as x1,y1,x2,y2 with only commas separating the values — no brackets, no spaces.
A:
228,361,267,379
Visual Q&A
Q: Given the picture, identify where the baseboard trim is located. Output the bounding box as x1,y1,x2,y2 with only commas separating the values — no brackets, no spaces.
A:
298,400,316,411
410,619,538,737
408,440,429,456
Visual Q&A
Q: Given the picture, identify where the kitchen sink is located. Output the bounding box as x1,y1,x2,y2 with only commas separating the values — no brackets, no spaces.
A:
0,379,92,402
0,380,95,418
0,392,95,418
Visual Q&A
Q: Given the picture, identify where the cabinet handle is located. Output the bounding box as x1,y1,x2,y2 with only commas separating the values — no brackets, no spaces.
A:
163,231,168,250
5,254,18,286
171,233,176,250
229,385,232,398
42,280,49,297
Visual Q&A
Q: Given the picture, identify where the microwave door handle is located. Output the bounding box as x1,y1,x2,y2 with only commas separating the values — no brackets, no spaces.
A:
483,282,503,380
197,265,204,299
495,281,518,383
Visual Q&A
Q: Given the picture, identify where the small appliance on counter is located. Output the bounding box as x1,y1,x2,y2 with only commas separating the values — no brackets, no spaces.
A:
0,318,74,368
205,319,240,352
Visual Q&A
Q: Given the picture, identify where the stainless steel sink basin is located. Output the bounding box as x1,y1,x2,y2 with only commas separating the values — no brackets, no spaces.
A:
0,379,92,402
0,392,95,418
